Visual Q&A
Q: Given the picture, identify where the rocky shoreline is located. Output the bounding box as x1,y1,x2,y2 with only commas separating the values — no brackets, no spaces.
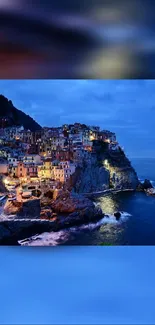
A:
0,179,154,245
0,189,103,244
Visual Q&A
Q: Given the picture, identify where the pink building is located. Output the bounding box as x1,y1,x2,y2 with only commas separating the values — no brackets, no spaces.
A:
17,162,38,179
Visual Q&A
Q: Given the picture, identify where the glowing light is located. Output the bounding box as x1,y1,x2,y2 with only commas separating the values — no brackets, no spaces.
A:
4,178,9,185
104,159,109,167
105,139,110,143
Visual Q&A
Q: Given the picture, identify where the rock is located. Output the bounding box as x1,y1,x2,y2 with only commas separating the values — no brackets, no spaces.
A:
145,188,155,196
142,179,153,190
136,183,144,191
114,212,121,220
51,192,94,214
41,197,53,208
0,202,103,244
44,190,54,199
64,206,104,226
72,163,110,194
137,179,153,192
4,200,23,215
4,198,41,219
0,219,57,244
40,209,53,220
18,199,41,219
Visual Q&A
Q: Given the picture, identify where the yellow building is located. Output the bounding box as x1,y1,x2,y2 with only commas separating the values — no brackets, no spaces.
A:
38,160,53,179
53,166,65,183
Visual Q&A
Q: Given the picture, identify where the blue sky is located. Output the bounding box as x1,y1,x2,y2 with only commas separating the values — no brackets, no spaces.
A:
0,247,155,324
0,80,155,158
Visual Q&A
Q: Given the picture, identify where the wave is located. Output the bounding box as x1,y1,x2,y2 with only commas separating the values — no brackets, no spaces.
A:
0,213,16,220
139,178,155,187
19,211,131,246
19,230,70,246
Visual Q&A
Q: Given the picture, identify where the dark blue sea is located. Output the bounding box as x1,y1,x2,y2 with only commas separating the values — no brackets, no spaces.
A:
20,158,155,246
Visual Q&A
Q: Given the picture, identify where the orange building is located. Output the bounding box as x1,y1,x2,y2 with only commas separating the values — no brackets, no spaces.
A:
17,162,38,179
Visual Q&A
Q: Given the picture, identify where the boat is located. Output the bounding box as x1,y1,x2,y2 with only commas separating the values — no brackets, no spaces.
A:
22,191,32,199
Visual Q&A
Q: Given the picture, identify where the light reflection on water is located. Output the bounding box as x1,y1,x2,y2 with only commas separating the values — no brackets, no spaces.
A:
95,193,120,215
96,194,127,245
20,194,130,246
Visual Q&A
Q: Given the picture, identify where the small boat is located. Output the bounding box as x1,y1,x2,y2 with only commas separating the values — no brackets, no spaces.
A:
22,191,32,199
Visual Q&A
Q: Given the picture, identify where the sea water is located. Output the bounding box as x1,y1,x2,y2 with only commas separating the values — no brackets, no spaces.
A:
19,158,155,246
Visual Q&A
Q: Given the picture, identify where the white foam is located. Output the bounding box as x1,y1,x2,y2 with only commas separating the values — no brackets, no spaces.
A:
72,211,131,231
139,178,155,185
19,212,131,246
19,230,70,246
0,213,16,221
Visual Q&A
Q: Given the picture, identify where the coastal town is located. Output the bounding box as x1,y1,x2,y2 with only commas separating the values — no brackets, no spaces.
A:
0,99,154,244
0,120,119,201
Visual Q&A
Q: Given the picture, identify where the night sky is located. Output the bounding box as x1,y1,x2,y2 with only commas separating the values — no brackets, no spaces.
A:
0,80,154,158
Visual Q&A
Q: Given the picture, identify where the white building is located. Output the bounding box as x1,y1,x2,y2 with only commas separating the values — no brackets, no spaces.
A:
8,157,18,166
23,154,42,165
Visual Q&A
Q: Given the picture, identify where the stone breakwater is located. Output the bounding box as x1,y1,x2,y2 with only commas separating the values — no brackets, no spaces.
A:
0,178,153,244
0,190,104,244
0,207,103,244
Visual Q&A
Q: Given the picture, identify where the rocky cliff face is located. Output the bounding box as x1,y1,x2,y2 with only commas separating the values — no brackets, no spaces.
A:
4,198,41,218
106,148,139,190
71,143,139,194
71,160,110,194
0,95,42,131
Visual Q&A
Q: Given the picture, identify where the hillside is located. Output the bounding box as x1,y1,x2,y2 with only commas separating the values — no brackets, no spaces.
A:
70,141,139,194
0,95,42,131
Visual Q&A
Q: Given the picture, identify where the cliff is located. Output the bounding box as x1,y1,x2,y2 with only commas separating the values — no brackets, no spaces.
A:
0,95,42,131
70,160,110,194
71,141,139,194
